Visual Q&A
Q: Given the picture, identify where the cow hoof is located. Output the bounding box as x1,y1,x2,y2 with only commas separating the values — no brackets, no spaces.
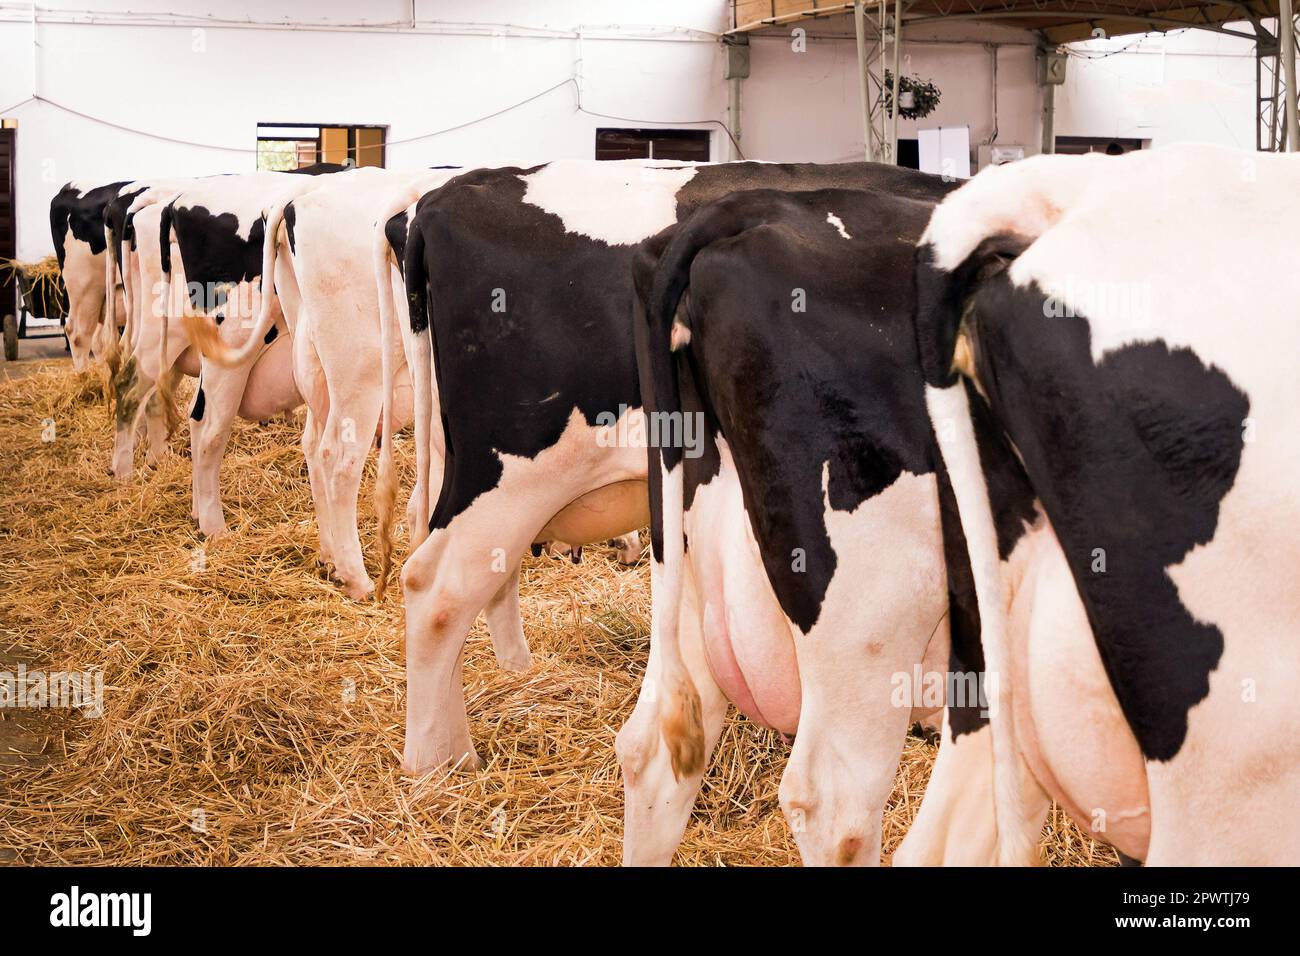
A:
496,652,533,674
530,543,544,558
401,750,484,776
341,580,375,602
570,546,583,565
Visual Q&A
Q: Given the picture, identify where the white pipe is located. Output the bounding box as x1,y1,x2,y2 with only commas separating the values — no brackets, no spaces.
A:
729,75,742,161
1282,4,1299,151
889,0,901,165
0,8,718,43
854,2,874,162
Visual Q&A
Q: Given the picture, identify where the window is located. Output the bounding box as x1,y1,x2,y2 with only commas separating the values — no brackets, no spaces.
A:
256,123,387,170
595,128,710,162
1054,136,1146,156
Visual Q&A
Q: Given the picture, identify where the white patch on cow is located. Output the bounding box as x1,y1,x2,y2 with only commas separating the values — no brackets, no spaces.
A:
778,463,945,865
1001,146,1300,381
276,167,458,597
683,437,800,734
520,159,699,246
826,212,852,240
919,150,1107,272
926,142,1300,863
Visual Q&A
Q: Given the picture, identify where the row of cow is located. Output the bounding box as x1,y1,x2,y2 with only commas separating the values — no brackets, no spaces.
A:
48,143,1298,865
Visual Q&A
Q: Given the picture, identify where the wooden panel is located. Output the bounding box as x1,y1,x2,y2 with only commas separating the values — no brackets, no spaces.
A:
355,128,385,168
731,0,1272,35
320,127,348,165
733,1,850,30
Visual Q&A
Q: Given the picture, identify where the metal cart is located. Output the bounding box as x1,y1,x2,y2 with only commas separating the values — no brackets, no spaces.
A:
3,264,68,361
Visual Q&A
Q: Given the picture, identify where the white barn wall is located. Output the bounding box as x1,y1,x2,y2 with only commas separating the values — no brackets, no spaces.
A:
740,19,1042,163
0,2,1267,260
738,16,1260,163
0,0,730,258
1054,28,1258,149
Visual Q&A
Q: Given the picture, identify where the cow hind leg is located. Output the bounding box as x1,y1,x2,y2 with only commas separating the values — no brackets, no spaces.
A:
143,378,177,468
481,564,532,673
318,395,381,600
401,515,537,775
616,567,727,866
300,407,338,571
189,367,252,537
892,720,1049,866
110,362,152,480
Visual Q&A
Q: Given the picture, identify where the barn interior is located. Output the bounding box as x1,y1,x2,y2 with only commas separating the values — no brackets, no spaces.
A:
0,1,1296,873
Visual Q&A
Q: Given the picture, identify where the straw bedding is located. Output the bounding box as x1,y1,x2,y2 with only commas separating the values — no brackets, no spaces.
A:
0,364,1118,866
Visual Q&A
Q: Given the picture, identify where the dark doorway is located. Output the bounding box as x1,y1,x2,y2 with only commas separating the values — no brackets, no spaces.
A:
595,128,711,162
1,127,15,349
1054,135,1146,155
897,138,920,170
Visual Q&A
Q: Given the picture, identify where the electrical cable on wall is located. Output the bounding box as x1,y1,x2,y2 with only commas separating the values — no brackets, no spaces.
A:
0,80,742,158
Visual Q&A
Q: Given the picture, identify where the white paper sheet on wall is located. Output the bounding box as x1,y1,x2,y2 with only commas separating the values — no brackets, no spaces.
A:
917,126,971,180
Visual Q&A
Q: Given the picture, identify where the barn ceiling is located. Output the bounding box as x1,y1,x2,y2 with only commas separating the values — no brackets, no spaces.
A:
728,0,1280,43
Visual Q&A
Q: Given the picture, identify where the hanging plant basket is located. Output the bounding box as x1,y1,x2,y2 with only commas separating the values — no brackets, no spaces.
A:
881,71,941,121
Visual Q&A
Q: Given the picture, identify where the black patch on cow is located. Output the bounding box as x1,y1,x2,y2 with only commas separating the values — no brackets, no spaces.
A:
913,235,1030,389
283,201,297,255
263,325,278,345
935,453,986,738
384,210,409,278
170,206,267,311
103,187,148,281
408,162,955,539
158,204,173,276
289,162,349,176
49,181,132,268
640,187,943,632
966,274,1248,762
933,378,1038,738
190,384,206,422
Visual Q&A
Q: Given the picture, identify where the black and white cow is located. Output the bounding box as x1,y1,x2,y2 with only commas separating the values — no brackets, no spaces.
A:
160,171,339,537
907,143,1300,865
49,181,131,369
103,178,206,478
623,181,959,865
185,167,462,598
394,159,954,777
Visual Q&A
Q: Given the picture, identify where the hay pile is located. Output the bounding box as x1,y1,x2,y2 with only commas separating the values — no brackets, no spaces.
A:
1,256,64,316
0,363,1117,866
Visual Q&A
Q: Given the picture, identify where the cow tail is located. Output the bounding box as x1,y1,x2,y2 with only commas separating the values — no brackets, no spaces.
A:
915,207,1043,866
118,210,139,367
373,203,406,601
637,194,779,779
156,204,179,431
402,217,437,541
183,204,285,369
100,223,122,404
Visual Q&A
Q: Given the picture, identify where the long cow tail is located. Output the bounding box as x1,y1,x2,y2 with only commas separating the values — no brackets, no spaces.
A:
156,203,180,432
182,203,285,368
911,153,1095,866
637,191,779,779
373,199,411,601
